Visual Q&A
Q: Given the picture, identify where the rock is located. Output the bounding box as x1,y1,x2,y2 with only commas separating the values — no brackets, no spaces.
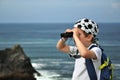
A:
0,44,40,80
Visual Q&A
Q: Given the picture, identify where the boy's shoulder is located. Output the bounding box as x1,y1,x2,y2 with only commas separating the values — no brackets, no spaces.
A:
88,44,102,53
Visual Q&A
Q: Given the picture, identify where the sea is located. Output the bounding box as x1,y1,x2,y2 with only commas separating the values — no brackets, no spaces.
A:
0,23,120,80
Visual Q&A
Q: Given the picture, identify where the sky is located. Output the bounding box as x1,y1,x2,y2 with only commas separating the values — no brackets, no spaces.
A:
0,0,120,23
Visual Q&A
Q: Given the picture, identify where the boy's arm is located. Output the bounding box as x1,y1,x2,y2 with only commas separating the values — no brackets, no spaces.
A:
56,38,70,53
72,28,97,59
74,35,97,59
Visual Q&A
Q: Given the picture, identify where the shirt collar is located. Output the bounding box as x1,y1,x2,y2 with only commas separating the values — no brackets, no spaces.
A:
87,43,97,49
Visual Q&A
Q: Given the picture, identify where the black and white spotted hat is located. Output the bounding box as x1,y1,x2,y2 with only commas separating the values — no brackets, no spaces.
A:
74,18,99,37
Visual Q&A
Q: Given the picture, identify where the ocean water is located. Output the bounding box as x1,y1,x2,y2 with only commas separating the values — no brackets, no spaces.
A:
0,23,120,80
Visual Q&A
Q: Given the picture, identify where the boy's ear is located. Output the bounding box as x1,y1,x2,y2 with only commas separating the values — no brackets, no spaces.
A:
87,34,93,41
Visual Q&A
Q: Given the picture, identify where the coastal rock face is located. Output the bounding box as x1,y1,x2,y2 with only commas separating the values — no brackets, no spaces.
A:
0,44,40,80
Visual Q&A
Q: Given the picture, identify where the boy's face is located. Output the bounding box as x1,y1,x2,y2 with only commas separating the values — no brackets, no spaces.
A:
73,27,92,47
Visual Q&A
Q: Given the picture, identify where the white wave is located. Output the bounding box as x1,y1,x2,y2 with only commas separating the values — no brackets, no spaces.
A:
51,61,74,64
32,63,61,80
114,63,120,69
0,38,57,45
34,70,61,80
32,58,74,65
102,44,120,47
32,60,73,80
34,63,120,80
0,41,54,45
101,41,120,46
32,63,46,69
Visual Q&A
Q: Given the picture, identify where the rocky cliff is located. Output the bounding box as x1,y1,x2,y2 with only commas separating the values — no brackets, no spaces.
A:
0,44,40,80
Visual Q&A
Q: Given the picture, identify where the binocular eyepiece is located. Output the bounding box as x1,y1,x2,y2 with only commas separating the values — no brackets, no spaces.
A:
60,32,73,38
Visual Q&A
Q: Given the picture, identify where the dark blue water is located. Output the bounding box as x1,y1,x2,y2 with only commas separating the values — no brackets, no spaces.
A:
0,23,120,80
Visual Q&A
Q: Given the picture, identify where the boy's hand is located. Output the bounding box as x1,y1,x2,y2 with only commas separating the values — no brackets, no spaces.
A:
65,29,73,33
72,28,80,39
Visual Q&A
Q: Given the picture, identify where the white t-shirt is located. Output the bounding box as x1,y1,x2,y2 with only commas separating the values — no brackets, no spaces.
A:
69,44,102,80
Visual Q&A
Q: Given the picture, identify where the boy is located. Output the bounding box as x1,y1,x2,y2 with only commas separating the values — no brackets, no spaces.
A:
56,18,102,80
